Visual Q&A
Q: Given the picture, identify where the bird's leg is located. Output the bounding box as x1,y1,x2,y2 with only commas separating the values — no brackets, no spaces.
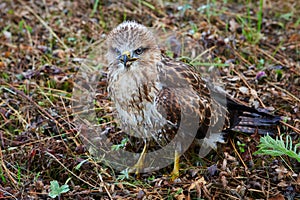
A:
170,150,180,180
129,140,147,176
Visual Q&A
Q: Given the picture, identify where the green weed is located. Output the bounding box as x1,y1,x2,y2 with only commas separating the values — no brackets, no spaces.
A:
254,135,300,162
48,180,70,198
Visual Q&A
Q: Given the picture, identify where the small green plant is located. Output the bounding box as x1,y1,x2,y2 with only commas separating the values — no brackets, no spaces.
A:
0,166,6,183
1,25,10,36
275,69,283,80
75,159,88,170
237,141,246,153
34,172,41,182
111,138,129,151
1,72,10,81
280,12,293,21
90,0,99,17
237,15,262,44
48,180,70,198
197,0,227,20
189,21,198,35
18,20,25,32
18,19,33,34
147,175,155,181
165,50,174,58
139,0,156,10
257,58,265,69
17,164,21,185
235,0,264,44
254,135,300,162
175,188,183,195
257,0,263,32
117,168,130,180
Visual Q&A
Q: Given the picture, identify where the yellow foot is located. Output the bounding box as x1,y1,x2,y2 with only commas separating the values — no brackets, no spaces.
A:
128,142,147,177
170,150,180,181
170,169,179,181
128,161,144,177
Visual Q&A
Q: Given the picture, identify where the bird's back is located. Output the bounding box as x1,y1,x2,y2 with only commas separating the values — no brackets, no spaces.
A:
157,54,280,142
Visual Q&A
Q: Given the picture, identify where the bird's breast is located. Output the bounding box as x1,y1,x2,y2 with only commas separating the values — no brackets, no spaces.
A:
108,75,166,138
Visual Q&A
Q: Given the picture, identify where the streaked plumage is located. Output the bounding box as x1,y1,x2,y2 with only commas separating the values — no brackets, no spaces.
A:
106,21,280,177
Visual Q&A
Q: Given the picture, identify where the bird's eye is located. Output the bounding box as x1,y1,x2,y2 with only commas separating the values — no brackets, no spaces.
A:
134,47,144,55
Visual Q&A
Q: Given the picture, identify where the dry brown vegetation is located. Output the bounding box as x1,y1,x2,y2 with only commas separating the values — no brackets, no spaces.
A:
0,0,299,199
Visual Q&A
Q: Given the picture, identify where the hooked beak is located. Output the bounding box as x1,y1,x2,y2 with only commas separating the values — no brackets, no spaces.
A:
119,51,138,67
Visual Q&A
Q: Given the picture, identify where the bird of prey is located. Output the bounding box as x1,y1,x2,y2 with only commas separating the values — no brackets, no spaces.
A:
106,21,280,178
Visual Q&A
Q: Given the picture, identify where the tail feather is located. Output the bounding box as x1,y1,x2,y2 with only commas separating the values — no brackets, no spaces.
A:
226,97,281,135
206,81,280,135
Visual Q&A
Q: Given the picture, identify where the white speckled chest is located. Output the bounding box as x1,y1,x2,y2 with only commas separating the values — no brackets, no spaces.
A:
108,64,167,139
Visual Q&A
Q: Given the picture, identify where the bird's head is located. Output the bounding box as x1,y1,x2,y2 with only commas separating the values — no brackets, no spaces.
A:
106,21,161,73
